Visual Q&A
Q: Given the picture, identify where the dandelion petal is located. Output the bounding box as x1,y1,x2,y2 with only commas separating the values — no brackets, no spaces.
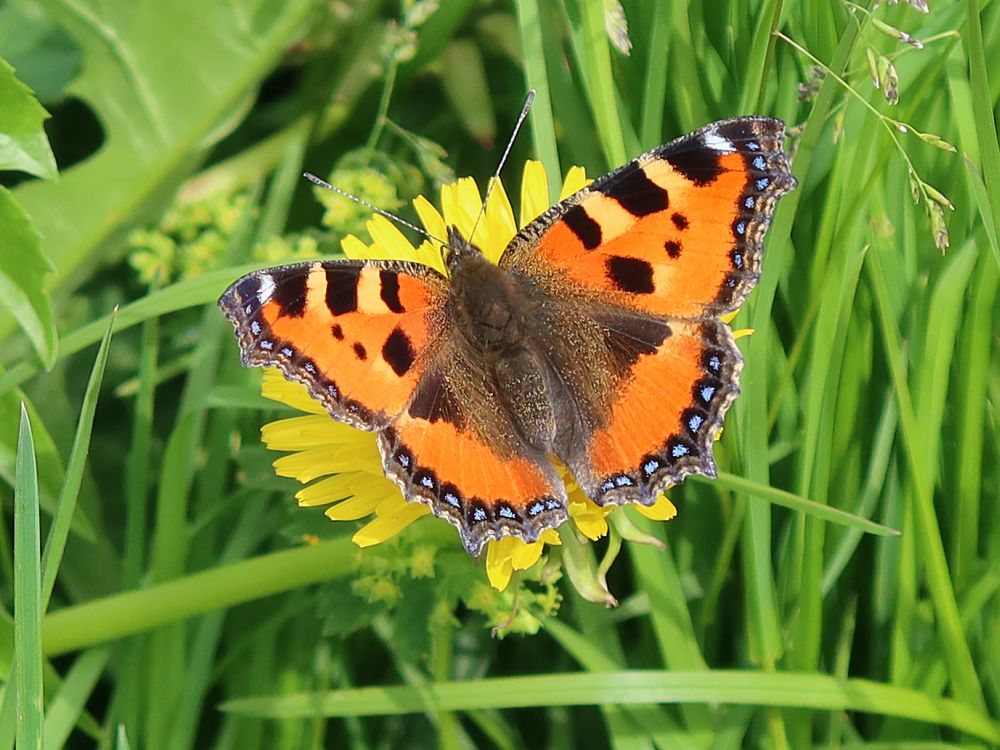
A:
352,502,430,547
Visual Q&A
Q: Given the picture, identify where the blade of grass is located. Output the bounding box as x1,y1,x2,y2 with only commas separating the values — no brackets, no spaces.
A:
41,647,109,750
624,516,713,735
515,0,561,194
567,0,627,167
544,616,702,750
638,0,669,144
706,473,898,537
964,0,1000,270
866,246,985,711
15,404,43,750
42,537,358,656
39,312,116,609
952,253,999,581
821,398,898,595
219,670,1000,742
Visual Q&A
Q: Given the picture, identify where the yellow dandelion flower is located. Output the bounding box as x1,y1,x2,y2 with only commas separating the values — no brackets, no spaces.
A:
260,160,678,592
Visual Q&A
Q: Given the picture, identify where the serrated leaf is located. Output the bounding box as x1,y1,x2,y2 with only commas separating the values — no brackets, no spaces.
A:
0,186,56,368
0,56,56,180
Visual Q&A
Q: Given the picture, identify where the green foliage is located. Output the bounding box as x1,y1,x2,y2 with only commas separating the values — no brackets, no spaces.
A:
0,0,998,748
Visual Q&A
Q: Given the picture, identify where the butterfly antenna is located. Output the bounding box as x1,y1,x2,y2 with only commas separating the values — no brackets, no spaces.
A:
303,172,446,247
467,89,535,245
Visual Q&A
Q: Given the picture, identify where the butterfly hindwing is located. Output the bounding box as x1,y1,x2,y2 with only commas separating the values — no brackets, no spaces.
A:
555,316,743,506
219,259,449,430
500,117,796,319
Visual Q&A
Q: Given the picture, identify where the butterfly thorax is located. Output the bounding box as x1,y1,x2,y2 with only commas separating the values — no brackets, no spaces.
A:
446,228,557,448
446,229,538,355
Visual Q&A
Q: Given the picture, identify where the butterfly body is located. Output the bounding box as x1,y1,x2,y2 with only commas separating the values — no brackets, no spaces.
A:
220,117,797,555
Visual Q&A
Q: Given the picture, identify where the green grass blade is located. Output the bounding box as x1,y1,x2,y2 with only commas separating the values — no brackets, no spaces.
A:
41,538,363,656
570,0,627,167
219,670,1000,743
515,0,561,192
15,404,43,750
39,312,115,610
709,473,898,536
41,647,109,750
866,248,985,711
964,0,1000,269
638,0,669,144
952,254,999,581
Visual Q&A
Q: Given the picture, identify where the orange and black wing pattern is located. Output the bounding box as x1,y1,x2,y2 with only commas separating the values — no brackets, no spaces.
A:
507,117,796,506
219,259,448,430
554,316,746,507
377,345,568,556
501,117,796,319
220,261,567,555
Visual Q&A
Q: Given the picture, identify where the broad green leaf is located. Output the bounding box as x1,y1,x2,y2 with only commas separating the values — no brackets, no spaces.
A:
0,55,56,179
3,0,316,343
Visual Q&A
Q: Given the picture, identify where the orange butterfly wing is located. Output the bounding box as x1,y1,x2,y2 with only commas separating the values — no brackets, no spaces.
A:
220,260,448,429
502,117,796,319
220,260,567,555
502,117,796,506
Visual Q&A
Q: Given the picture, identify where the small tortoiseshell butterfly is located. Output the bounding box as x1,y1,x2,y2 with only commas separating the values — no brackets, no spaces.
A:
220,117,796,556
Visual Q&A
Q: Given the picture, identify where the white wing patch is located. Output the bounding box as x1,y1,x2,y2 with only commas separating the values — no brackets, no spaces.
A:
703,130,736,154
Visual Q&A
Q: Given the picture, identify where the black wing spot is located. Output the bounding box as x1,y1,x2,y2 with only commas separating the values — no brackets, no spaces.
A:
353,342,367,360
600,162,669,216
664,240,682,259
379,270,404,313
606,256,655,294
272,272,308,317
382,326,415,376
666,144,724,186
331,324,344,340
563,204,603,250
671,212,689,230
326,266,361,316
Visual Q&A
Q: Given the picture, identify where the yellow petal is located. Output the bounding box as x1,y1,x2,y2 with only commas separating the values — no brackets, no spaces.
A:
352,501,430,547
559,165,590,199
634,494,678,521
479,177,517,263
272,441,380,482
296,472,396,507
539,528,561,545
340,234,374,260
519,160,549,227
325,492,383,521
568,495,611,541
410,241,448,275
720,310,739,324
510,538,545,570
486,537,516,590
261,415,360,451
261,369,325,414
412,194,448,243
367,215,418,261
732,327,754,340
440,179,480,239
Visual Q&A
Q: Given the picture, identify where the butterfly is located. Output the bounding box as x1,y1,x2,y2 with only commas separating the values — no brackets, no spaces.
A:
219,117,796,556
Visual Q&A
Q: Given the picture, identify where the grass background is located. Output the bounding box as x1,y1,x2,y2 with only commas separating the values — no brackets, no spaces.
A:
1,0,999,747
